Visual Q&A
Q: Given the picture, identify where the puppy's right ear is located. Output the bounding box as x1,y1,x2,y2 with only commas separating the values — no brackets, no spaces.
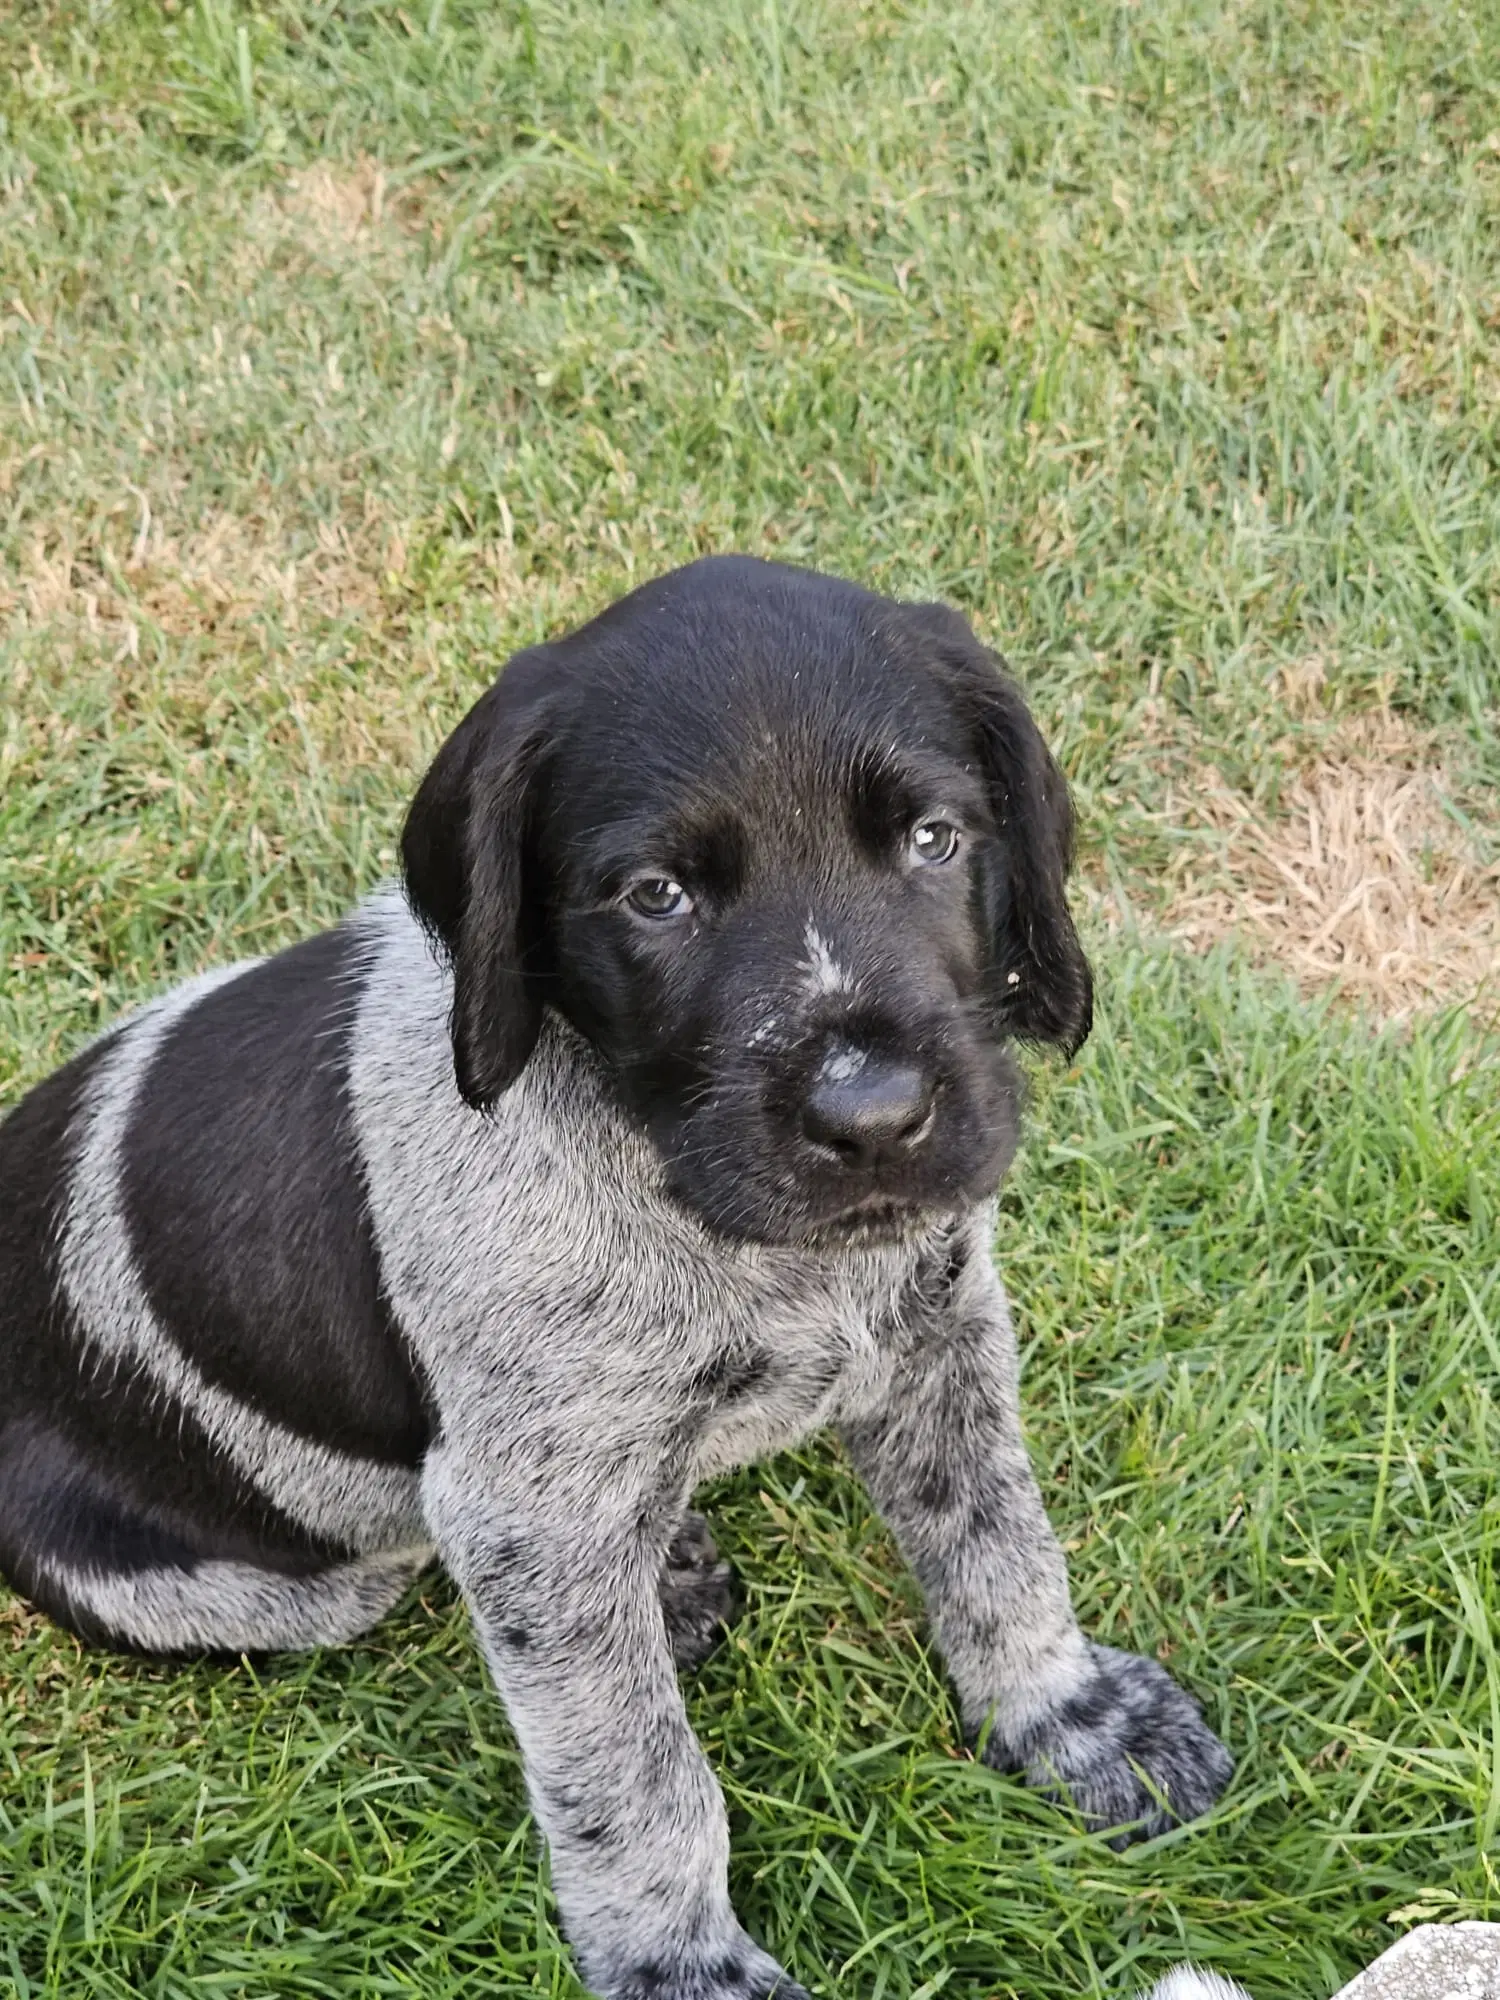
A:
401,650,561,1110
903,601,1093,1058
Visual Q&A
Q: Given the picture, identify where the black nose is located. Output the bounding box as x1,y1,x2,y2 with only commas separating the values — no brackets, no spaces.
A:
802,1048,936,1169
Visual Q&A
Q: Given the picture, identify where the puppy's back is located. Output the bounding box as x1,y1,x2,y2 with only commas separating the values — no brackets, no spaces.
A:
0,918,430,1648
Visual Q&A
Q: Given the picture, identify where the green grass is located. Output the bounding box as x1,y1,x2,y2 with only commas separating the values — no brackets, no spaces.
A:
2,2,1499,1995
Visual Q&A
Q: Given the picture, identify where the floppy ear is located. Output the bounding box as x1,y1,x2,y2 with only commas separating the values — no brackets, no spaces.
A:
908,604,1093,1056
400,650,561,1109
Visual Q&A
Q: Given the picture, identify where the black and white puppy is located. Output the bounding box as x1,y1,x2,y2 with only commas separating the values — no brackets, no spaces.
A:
0,557,1233,2000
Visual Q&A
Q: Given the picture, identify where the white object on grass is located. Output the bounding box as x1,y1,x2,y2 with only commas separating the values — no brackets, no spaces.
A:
1135,1921,1500,2000
1139,1969,1254,2000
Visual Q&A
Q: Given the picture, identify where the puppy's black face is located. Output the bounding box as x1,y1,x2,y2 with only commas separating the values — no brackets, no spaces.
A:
540,607,1022,1244
402,558,1092,1247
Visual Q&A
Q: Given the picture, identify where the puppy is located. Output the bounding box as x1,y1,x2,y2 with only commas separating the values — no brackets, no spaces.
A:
0,557,1233,2000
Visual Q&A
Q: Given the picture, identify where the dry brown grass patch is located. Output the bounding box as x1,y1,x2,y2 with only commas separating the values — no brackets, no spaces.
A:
0,500,592,791
279,156,396,250
224,156,431,291
1149,716,1499,1022
3,509,388,657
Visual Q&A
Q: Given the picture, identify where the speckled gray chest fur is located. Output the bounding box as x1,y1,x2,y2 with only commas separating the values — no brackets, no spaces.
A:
354,892,938,1495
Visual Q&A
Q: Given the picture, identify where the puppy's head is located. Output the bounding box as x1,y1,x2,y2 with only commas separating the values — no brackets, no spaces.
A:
402,556,1091,1246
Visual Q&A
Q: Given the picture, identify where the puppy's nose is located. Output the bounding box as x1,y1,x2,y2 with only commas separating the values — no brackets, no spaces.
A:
802,1048,936,1169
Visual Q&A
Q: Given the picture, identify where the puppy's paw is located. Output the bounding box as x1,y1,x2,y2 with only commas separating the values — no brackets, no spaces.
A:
610,1939,809,2000
985,1642,1233,1845
659,1511,739,1670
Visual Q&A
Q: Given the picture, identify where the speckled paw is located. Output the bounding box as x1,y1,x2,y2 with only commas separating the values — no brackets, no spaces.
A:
659,1512,740,1669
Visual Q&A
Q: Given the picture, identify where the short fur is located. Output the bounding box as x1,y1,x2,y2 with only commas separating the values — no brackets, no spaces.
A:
0,558,1232,1999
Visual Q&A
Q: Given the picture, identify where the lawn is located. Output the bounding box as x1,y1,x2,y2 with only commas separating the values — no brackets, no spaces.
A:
2,2,1499,1996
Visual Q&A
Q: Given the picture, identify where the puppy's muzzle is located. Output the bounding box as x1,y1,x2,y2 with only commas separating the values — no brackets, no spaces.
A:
801,1041,937,1172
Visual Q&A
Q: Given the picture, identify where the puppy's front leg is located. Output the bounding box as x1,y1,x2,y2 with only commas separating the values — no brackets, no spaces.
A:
423,1446,805,2000
841,1225,1232,1843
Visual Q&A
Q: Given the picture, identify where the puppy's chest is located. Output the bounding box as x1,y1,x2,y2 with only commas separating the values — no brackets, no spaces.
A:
680,1266,915,1483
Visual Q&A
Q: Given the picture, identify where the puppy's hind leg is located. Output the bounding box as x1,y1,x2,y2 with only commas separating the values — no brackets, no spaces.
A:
47,1543,433,1658
659,1510,738,1670
1,1417,431,1658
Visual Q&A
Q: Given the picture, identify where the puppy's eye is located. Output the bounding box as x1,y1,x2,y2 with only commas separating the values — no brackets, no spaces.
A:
625,876,694,919
910,819,962,867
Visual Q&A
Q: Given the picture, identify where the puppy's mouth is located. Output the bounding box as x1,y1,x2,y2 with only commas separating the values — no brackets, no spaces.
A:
800,1192,934,1248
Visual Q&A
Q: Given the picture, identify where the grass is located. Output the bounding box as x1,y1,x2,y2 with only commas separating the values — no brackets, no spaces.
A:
1,1,1498,1995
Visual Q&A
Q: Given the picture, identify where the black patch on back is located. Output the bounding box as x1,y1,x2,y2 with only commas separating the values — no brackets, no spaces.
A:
0,1415,204,1575
0,1037,347,1649
120,927,431,1465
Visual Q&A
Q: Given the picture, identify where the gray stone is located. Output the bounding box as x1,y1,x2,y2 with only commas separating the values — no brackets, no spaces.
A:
1331,1924,1500,2000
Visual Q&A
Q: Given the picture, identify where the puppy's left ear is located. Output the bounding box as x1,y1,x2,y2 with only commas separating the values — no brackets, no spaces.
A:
401,650,562,1109
908,603,1093,1056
